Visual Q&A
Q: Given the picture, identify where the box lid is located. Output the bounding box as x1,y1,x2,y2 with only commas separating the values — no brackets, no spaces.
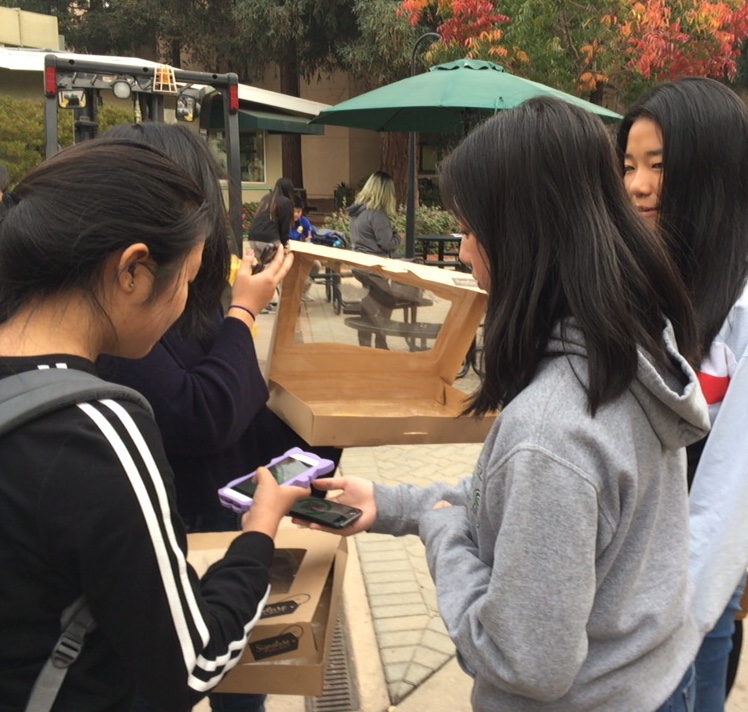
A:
264,241,496,446
268,241,487,384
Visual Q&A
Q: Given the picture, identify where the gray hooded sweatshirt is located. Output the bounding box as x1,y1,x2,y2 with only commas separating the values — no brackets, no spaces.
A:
373,321,709,712
347,203,401,257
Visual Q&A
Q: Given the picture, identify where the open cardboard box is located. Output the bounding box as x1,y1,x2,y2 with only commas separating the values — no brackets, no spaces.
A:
266,241,497,447
188,528,347,696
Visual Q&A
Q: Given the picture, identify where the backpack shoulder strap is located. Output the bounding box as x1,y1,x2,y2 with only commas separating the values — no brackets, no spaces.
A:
23,597,96,712
0,368,152,712
0,368,152,437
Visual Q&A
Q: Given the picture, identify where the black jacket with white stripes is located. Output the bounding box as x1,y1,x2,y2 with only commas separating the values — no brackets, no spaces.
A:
0,356,274,712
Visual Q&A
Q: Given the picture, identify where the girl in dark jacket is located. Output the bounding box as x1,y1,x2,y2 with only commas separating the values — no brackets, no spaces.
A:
248,177,295,252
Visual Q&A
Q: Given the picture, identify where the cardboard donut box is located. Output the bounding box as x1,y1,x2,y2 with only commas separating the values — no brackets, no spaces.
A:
266,241,497,447
188,528,348,696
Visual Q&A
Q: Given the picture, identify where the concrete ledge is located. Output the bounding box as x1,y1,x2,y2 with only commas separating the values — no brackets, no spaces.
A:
343,535,391,712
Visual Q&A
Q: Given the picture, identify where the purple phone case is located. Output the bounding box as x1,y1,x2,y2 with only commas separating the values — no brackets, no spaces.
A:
218,447,335,513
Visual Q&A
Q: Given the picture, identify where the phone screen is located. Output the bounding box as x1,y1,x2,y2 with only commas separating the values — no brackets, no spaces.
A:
269,457,310,484
232,456,310,498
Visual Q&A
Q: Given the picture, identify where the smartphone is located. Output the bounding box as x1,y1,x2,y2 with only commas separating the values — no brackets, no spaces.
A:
251,241,280,275
218,447,336,513
290,497,363,530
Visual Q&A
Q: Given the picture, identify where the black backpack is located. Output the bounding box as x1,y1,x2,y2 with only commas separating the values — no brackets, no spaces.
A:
0,368,151,712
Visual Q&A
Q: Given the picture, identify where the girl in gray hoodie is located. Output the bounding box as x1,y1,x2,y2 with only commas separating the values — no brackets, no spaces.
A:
310,98,710,711
348,171,404,347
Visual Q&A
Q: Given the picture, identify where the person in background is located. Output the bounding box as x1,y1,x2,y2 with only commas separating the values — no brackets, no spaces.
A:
618,76,748,711
248,177,295,314
0,137,311,711
97,123,341,712
289,194,321,302
248,177,295,254
348,171,400,257
348,171,403,348
305,98,709,712
289,194,315,241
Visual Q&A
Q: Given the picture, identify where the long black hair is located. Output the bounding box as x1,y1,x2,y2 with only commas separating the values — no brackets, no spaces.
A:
440,97,697,416
616,77,748,359
258,177,295,220
0,138,209,324
105,122,231,340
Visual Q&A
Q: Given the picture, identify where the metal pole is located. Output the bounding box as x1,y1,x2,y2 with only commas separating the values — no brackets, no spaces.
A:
405,32,440,258
224,74,243,254
43,54,59,158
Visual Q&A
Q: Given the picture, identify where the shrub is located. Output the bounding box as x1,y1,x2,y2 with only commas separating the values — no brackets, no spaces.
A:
322,207,351,235
98,103,137,134
392,204,460,237
0,96,137,186
0,97,75,185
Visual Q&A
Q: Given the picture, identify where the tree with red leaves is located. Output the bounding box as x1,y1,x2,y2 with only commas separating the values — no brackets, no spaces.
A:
399,0,748,105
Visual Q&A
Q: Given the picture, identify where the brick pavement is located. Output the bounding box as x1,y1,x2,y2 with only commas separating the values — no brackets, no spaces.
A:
339,443,481,705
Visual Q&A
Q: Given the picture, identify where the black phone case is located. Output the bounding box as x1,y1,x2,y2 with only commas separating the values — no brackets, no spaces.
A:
290,498,362,529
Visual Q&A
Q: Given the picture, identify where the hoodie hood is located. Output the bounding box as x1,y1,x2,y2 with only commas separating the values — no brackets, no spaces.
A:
347,203,365,218
546,320,709,450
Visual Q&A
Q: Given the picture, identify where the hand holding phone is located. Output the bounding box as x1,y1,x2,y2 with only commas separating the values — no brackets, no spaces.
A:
251,241,280,275
218,447,336,514
294,476,376,535
239,467,311,539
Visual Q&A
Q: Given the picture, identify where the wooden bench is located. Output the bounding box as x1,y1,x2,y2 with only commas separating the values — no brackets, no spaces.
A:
344,316,441,351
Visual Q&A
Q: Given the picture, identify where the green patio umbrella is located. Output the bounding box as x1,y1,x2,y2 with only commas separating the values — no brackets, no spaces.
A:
311,58,622,134
313,58,622,257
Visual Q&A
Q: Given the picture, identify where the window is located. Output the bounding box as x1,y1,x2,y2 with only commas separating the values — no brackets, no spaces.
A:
419,133,459,175
206,130,265,183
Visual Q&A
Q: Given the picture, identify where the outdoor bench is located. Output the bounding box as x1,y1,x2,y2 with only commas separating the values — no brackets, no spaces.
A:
344,315,441,351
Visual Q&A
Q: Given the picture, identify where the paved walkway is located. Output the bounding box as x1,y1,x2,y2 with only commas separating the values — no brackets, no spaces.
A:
340,443,478,705
199,274,748,712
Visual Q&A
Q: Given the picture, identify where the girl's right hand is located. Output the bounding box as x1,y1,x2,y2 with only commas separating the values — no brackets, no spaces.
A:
294,477,377,535
230,245,294,316
241,467,310,539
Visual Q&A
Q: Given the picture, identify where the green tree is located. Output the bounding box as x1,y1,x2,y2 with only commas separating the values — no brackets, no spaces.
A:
229,0,359,189
338,0,439,200
0,0,159,56
400,0,748,106
0,0,256,70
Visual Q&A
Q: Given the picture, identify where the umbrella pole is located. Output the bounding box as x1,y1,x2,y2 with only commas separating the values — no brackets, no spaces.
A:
405,32,440,258
406,130,417,258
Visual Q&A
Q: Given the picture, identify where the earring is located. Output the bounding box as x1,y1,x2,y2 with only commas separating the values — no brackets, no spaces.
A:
129,280,135,289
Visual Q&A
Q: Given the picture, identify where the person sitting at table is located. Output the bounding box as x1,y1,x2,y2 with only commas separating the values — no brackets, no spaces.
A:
348,171,400,258
289,195,315,241
348,171,419,348
289,195,321,301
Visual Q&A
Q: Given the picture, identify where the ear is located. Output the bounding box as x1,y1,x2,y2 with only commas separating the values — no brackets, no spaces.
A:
116,243,151,292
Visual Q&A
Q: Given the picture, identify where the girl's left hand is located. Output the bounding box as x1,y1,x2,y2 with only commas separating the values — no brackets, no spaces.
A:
295,476,376,535
230,245,294,315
